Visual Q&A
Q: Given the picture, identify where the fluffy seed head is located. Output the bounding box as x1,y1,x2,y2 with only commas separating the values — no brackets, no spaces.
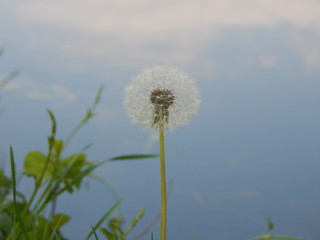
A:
125,65,200,131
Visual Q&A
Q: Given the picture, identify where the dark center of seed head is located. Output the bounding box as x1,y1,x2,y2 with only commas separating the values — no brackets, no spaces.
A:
150,89,175,108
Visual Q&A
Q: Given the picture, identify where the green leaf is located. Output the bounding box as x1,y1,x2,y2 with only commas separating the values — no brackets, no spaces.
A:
47,109,57,150
0,169,11,198
0,212,13,234
0,169,11,187
63,180,74,193
108,218,124,237
100,227,114,239
0,201,10,212
24,151,53,179
64,153,89,178
38,215,49,228
51,214,70,228
267,217,274,231
126,208,145,236
110,154,158,161
53,139,64,157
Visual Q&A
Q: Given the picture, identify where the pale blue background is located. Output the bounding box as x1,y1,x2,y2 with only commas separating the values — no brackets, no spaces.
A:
1,0,320,239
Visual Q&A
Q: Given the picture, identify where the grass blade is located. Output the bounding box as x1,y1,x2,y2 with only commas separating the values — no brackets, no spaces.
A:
10,146,30,240
85,200,121,240
91,226,100,240
110,154,158,161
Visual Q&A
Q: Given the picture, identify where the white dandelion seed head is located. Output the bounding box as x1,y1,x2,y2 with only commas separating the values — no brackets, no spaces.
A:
125,65,200,131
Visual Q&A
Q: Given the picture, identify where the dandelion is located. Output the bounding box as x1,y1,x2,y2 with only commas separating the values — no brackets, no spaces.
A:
125,65,200,240
125,65,200,131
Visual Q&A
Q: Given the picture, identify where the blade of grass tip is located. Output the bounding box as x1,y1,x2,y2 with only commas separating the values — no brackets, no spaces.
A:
91,226,100,240
110,154,158,161
10,146,30,240
151,232,154,240
9,146,17,224
93,85,104,108
85,200,121,240
80,143,94,153
46,109,57,150
192,229,198,240
65,86,103,147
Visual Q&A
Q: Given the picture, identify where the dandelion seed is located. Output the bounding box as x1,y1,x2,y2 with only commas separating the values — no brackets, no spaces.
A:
125,65,200,130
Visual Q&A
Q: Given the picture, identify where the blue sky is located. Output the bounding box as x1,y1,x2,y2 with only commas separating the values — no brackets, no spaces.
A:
1,0,320,239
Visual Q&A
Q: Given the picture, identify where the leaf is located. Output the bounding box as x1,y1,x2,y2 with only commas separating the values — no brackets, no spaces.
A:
0,212,13,235
24,151,53,179
108,218,124,237
0,201,10,212
126,208,145,236
267,217,274,231
0,169,11,197
100,227,114,239
110,154,158,161
47,109,57,149
63,180,74,193
51,214,70,228
64,153,89,178
54,139,64,157
0,169,11,188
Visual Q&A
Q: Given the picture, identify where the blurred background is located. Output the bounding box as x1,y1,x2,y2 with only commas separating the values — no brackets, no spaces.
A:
1,0,320,239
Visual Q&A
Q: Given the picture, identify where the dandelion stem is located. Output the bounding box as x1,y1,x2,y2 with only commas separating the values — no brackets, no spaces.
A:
159,122,167,240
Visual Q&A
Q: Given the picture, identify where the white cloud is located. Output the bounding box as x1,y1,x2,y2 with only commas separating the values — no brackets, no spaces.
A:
3,77,76,102
11,0,320,34
4,0,320,69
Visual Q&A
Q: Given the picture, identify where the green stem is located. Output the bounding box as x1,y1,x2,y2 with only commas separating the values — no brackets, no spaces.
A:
159,123,167,240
